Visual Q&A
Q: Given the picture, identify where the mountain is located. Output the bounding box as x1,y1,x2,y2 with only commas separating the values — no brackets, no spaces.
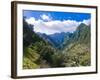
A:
62,23,90,48
23,18,56,69
62,23,91,66
71,23,90,44
36,32,56,47
37,32,73,49
48,32,71,48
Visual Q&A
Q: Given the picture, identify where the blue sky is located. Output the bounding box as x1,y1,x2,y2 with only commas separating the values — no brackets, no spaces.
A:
23,10,91,34
23,10,90,21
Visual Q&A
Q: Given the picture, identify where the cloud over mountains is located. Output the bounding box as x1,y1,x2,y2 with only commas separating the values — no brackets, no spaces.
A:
25,14,90,35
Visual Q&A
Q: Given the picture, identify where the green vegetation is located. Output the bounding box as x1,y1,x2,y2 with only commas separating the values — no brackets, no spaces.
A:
23,18,55,69
23,18,91,69
62,43,91,67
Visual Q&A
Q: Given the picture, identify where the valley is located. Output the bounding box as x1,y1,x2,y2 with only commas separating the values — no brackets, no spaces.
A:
23,17,91,69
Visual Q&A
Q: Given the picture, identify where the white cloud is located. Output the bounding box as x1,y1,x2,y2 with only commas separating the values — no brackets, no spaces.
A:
25,17,91,35
40,14,51,21
25,17,36,25
82,19,91,25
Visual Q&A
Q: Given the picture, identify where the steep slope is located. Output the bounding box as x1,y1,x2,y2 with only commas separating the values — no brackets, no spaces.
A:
49,32,72,49
23,18,55,69
63,23,90,47
71,23,90,44
62,23,91,67
36,32,56,48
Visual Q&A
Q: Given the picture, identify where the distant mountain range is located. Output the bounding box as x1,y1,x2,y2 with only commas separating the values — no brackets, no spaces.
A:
37,32,72,49
36,23,90,49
